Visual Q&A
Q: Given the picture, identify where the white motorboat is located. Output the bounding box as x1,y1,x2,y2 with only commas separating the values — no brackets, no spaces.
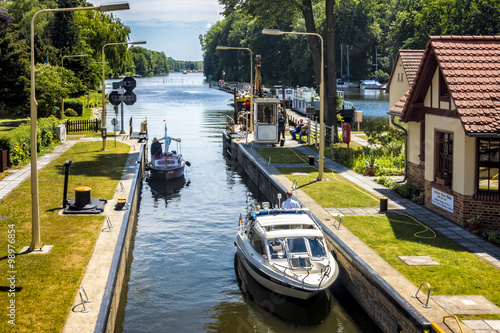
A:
235,205,339,300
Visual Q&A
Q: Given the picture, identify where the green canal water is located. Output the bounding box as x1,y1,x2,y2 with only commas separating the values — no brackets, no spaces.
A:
114,73,381,332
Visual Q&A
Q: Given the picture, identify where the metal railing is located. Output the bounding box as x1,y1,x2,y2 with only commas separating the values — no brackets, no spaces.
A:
332,214,342,230
442,315,464,333
77,286,92,313
411,282,431,308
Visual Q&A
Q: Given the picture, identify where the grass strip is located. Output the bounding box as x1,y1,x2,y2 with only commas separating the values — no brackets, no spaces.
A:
342,215,500,320
0,140,130,332
278,167,378,207
256,147,309,164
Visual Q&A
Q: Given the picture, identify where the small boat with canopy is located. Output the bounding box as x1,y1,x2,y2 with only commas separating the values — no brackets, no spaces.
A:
147,121,190,180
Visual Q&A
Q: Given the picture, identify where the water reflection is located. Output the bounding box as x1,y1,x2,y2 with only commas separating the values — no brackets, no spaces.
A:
234,253,332,326
146,175,189,208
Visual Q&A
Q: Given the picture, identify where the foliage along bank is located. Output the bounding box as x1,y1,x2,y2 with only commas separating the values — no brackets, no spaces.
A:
202,0,500,87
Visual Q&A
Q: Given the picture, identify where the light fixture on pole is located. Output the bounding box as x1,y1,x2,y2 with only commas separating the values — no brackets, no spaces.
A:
61,53,88,67
61,54,88,116
101,40,146,151
262,28,324,180
29,3,130,251
216,46,253,134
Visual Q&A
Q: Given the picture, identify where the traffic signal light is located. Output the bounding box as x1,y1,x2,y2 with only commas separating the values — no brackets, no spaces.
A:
245,100,250,110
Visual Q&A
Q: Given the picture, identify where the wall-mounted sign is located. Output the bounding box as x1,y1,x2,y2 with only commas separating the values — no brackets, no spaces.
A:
431,188,454,213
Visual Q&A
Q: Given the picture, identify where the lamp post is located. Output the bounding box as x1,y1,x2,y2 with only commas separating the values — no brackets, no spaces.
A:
262,28,324,180
216,46,253,134
101,41,146,150
61,54,88,116
61,53,88,67
29,3,129,251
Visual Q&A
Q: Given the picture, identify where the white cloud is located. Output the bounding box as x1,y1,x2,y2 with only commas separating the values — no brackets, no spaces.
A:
90,0,223,25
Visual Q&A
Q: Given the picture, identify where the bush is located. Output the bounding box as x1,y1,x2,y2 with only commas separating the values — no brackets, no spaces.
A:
65,108,78,117
0,117,60,166
64,98,84,116
488,232,500,245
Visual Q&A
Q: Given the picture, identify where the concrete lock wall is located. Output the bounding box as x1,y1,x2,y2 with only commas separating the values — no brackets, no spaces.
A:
94,144,146,333
223,134,430,333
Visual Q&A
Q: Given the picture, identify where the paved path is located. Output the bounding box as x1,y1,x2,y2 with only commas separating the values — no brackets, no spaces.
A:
0,137,103,201
0,140,77,200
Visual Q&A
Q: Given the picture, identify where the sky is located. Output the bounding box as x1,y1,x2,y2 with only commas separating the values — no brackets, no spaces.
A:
88,0,224,61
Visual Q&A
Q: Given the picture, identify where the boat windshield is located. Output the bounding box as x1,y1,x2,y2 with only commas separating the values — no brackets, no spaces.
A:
267,238,287,260
307,238,326,258
286,237,327,258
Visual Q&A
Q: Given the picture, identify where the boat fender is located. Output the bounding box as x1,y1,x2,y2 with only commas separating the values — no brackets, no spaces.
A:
185,161,191,167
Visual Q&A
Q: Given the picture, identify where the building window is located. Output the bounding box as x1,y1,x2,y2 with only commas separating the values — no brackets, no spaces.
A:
436,131,453,176
439,70,449,98
477,138,500,193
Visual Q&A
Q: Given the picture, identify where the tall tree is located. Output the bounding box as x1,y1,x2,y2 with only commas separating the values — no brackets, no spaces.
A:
0,25,30,113
219,0,338,129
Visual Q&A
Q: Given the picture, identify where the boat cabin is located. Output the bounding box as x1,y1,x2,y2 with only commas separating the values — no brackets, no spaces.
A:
253,98,280,144
245,211,328,268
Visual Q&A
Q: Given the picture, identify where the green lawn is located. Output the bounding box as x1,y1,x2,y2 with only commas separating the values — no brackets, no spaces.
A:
0,113,28,132
342,215,500,319
0,140,130,332
256,147,309,163
279,167,378,207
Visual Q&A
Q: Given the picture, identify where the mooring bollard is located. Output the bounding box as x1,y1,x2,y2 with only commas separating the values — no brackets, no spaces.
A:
62,159,72,207
380,196,388,212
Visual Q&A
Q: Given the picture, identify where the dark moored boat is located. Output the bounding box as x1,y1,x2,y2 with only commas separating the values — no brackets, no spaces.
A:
147,123,190,180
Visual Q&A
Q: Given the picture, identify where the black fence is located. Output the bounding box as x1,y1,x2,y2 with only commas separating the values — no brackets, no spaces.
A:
65,119,101,133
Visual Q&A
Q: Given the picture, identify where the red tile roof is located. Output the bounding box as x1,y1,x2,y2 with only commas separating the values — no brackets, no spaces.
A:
388,50,424,115
400,36,500,134
400,50,425,86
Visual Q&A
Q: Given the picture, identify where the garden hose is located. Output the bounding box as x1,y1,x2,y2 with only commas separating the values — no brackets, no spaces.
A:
283,147,436,239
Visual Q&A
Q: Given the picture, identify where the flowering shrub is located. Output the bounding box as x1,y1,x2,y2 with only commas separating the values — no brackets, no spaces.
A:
364,149,376,167
418,154,425,161
436,169,452,181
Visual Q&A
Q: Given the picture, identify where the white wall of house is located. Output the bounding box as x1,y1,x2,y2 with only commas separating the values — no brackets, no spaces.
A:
407,122,421,165
425,114,475,196
388,58,410,109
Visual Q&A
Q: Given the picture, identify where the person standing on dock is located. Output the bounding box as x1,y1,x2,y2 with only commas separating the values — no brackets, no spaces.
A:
282,191,300,209
278,112,286,140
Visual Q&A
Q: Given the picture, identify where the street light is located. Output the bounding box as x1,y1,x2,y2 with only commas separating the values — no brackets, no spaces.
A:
262,28,324,180
61,53,88,67
101,40,146,151
216,46,253,134
29,3,129,251
61,54,88,115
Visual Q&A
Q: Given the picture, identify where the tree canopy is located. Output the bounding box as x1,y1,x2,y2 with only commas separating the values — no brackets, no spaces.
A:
0,0,177,116
205,0,500,85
